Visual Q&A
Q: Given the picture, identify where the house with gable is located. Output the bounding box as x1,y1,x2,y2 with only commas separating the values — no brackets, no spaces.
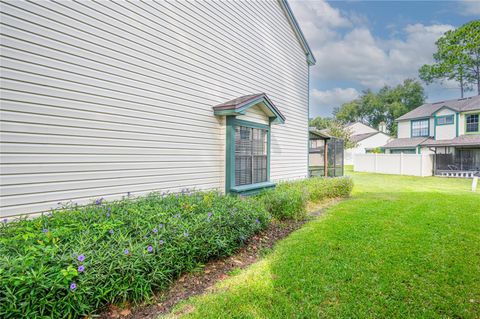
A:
343,122,392,165
383,96,480,174
0,0,315,216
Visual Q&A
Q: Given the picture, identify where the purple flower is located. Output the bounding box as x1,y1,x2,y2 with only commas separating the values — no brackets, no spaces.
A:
78,265,85,272
208,212,212,218
70,282,77,290
42,228,48,233
159,239,164,245
152,228,158,233
147,246,153,252
106,212,110,218
107,207,111,213
124,249,129,255
183,232,189,237
77,254,85,262
2,218,7,223
95,198,103,205
109,229,114,234
159,223,164,228
255,218,260,224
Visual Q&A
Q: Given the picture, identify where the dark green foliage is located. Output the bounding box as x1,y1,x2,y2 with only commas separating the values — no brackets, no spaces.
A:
258,177,353,220
419,20,480,97
0,192,269,318
332,79,426,135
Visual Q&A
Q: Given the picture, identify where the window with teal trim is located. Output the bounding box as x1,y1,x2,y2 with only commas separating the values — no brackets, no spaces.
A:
466,114,479,133
437,115,454,125
411,119,429,137
235,126,267,186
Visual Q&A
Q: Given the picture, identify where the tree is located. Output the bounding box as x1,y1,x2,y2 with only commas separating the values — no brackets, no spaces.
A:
333,79,426,135
309,117,358,149
419,20,480,97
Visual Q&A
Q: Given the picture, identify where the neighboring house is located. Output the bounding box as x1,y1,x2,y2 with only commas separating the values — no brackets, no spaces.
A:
343,122,392,165
382,96,480,174
0,1,315,216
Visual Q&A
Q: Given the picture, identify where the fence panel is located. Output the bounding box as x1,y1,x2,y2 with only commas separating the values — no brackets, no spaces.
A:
354,154,433,177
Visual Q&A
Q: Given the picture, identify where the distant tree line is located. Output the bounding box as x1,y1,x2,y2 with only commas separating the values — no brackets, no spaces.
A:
310,20,479,142
310,79,426,138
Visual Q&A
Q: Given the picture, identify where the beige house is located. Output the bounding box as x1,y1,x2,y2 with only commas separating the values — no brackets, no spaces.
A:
0,0,315,216
383,96,480,175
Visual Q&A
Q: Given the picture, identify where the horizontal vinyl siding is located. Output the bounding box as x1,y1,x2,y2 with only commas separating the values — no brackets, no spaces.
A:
0,0,309,216
236,105,270,125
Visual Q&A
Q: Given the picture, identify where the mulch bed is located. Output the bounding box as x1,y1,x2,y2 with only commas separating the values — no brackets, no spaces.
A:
102,199,339,319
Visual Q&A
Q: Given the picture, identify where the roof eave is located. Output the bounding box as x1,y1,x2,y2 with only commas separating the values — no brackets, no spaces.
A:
213,94,286,124
278,0,316,66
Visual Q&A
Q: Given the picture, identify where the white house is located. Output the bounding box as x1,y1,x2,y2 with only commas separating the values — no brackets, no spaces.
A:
0,0,315,216
383,96,480,175
344,122,392,165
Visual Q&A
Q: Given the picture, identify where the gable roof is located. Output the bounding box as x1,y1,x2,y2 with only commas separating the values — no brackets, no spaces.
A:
351,132,378,143
420,135,480,147
382,137,429,149
278,0,316,66
213,93,286,124
396,95,480,121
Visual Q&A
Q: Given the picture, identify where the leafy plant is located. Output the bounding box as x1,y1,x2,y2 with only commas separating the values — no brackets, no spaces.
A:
0,191,269,318
258,177,353,220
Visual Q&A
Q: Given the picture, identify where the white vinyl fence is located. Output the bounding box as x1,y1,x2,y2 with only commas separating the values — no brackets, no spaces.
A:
354,154,433,177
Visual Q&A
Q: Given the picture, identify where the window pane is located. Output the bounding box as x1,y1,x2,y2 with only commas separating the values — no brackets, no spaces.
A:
234,125,268,186
466,114,479,133
412,119,429,137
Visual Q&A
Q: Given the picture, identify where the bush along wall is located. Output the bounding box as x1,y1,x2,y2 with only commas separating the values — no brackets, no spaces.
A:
0,176,353,318
0,192,269,318
257,177,353,220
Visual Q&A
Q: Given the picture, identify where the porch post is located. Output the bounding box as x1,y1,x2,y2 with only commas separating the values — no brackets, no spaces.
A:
324,139,328,177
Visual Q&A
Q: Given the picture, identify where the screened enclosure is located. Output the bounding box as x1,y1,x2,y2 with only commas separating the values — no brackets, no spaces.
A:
308,129,344,177
434,148,480,175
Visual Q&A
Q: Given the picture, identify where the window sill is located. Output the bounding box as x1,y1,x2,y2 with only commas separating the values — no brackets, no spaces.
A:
230,181,276,195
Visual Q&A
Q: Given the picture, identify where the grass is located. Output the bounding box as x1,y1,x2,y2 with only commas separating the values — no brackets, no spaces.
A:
166,169,480,318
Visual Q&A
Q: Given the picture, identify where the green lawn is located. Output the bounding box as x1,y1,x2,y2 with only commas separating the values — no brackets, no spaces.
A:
167,171,480,319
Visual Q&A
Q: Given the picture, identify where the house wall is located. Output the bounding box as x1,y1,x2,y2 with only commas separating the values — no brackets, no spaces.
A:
344,133,391,165
236,105,270,125
0,0,309,216
347,122,377,135
435,108,456,140
397,120,410,138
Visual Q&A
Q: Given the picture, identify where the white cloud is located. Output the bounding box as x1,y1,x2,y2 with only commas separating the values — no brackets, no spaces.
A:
289,0,455,114
458,0,480,15
311,88,360,116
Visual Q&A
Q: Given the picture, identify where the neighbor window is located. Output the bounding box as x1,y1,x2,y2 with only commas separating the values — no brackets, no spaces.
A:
235,125,267,186
466,114,479,133
436,115,454,125
411,119,429,137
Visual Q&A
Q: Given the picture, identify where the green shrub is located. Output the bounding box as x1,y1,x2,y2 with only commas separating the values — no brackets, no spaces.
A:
304,177,354,202
258,177,353,220
0,191,269,318
258,183,308,220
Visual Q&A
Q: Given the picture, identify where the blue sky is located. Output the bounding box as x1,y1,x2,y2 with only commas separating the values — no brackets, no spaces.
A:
289,0,480,117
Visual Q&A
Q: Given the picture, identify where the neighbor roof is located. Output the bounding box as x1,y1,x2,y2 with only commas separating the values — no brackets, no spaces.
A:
309,127,331,139
382,137,429,149
350,132,378,143
420,135,480,147
396,95,480,121
279,0,316,65
213,93,286,124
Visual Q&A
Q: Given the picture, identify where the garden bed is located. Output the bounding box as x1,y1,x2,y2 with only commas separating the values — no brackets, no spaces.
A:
0,177,353,318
